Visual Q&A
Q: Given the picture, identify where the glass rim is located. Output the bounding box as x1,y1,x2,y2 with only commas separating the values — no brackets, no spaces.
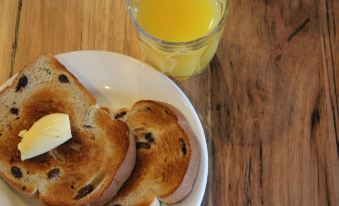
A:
127,0,228,47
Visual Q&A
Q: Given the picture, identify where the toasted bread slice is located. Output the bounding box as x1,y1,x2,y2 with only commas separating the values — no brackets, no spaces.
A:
0,55,136,206
109,100,200,205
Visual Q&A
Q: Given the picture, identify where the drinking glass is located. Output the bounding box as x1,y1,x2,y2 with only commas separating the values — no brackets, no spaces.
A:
127,0,228,80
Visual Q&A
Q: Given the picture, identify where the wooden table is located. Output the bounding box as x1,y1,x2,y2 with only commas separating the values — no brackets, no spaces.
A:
0,0,338,205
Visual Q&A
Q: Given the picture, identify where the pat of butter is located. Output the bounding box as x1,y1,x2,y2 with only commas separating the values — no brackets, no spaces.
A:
150,199,160,206
18,113,72,161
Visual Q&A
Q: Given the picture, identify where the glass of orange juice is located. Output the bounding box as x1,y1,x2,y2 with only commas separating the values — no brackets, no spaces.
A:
127,0,228,80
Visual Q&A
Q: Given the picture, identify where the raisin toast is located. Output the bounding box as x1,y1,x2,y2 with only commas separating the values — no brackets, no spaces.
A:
0,56,136,206
109,100,200,205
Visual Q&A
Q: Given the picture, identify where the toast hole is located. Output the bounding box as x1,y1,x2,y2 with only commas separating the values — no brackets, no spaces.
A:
10,108,19,115
16,75,28,92
74,185,94,200
11,166,23,178
145,107,152,111
136,142,151,150
58,74,70,83
22,186,26,191
179,138,187,156
71,185,75,189
165,110,171,115
145,133,155,143
48,168,60,180
114,111,127,119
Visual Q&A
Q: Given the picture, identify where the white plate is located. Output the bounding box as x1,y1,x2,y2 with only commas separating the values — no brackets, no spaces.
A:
0,51,208,206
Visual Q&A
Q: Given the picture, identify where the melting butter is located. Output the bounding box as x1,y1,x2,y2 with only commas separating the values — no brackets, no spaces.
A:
18,113,72,161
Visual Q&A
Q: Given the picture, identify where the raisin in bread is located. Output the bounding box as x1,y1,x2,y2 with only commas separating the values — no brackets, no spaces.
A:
109,100,200,205
0,55,136,206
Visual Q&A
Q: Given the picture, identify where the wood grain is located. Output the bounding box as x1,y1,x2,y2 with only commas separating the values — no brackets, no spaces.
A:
10,0,141,75
205,0,339,205
0,0,338,205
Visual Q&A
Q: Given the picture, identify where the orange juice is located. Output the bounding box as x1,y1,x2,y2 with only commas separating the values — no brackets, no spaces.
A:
136,0,221,42
129,0,227,79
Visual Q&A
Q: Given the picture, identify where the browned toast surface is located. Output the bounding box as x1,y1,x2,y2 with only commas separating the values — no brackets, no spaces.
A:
0,56,136,206
109,100,200,206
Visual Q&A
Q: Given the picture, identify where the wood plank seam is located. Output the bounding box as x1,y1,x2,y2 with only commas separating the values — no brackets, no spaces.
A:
9,0,23,78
